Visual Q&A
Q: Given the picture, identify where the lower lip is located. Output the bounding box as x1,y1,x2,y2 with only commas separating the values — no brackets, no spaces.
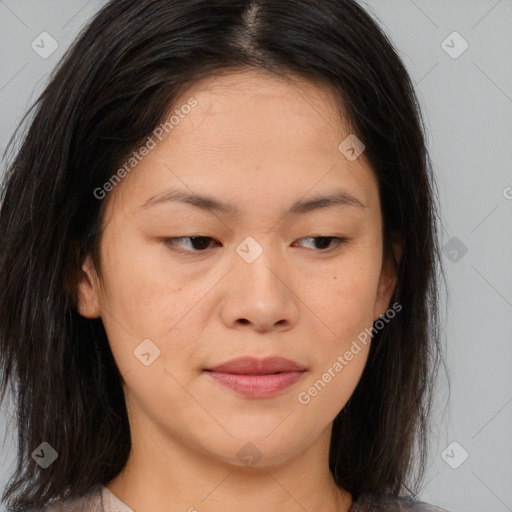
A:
205,371,305,398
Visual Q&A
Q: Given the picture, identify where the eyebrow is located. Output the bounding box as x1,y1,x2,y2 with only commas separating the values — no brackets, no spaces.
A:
140,188,368,216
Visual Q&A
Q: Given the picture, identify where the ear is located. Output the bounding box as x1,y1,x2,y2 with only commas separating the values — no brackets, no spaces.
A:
373,236,402,322
76,254,102,319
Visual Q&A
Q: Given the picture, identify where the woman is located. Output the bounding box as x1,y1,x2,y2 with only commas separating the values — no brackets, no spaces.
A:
0,0,450,511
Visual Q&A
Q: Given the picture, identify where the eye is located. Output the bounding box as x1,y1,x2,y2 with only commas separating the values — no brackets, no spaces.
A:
163,236,347,254
293,236,348,251
163,236,219,253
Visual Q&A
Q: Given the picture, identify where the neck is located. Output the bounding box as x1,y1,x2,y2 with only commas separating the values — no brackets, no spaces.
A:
107,413,352,512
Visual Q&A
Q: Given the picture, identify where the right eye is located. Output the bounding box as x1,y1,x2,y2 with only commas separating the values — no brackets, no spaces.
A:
163,236,221,253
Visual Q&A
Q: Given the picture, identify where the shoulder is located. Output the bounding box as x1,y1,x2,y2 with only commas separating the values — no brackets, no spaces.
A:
23,485,104,512
350,492,452,512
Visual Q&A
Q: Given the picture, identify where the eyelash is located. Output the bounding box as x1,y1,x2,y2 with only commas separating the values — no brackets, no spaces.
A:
163,236,348,254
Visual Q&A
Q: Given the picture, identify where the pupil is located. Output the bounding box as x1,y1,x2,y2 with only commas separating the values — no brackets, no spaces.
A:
191,236,210,250
315,237,331,249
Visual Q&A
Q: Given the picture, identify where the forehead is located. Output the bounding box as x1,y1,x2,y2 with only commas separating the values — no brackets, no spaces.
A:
105,69,380,222
168,69,348,159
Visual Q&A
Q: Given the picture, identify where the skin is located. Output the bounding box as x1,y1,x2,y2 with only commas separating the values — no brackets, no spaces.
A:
77,69,401,512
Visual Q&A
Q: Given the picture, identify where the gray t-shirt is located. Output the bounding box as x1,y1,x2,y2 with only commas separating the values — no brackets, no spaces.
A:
30,484,452,511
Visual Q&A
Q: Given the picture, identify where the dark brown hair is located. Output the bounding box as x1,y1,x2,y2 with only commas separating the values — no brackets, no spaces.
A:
0,0,447,510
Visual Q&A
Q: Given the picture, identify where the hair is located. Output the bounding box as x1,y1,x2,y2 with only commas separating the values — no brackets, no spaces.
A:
0,0,448,510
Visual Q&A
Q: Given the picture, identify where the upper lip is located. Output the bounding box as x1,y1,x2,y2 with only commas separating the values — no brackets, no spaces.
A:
205,356,306,375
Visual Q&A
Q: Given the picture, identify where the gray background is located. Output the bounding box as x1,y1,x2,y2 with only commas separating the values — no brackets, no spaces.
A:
0,1,511,511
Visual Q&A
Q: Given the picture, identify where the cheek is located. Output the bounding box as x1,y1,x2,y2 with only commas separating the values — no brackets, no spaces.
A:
98,263,225,395
296,331,370,421
295,262,377,414
300,251,381,342
98,226,186,323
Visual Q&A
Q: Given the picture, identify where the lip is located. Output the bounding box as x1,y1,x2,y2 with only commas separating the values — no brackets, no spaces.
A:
206,356,306,374
204,356,307,398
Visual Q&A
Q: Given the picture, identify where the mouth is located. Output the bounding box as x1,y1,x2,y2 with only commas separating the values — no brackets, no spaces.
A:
203,356,307,398
205,355,306,374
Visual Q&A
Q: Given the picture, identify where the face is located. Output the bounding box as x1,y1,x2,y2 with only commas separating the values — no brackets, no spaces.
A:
78,69,399,468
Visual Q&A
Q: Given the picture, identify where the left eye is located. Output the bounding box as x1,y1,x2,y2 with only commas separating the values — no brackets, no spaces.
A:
294,236,347,251
163,236,347,253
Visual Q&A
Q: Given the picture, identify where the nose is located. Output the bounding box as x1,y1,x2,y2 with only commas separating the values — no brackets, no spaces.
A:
219,241,300,333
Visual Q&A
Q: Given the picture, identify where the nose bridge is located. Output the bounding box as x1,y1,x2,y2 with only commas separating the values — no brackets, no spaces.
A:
234,234,287,295
219,233,299,331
